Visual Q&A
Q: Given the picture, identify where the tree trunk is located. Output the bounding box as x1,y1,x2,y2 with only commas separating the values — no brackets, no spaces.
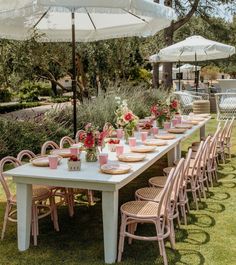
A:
51,81,58,96
152,63,159,88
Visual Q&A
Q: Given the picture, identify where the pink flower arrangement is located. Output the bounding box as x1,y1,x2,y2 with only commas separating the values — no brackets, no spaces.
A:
115,99,139,131
81,123,107,150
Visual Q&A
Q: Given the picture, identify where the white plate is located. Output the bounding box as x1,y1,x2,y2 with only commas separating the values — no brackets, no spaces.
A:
51,148,71,158
101,163,131,174
30,155,62,167
130,145,156,153
118,153,146,162
144,139,167,146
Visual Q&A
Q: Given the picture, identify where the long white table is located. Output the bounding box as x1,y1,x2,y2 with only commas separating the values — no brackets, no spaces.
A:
4,117,210,264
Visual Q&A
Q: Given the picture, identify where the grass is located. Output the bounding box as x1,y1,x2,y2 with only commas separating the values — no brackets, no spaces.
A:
0,116,236,265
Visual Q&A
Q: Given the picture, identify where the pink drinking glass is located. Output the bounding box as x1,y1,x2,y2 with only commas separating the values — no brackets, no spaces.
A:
129,137,136,147
116,129,123,139
140,131,148,142
98,153,108,167
152,127,159,135
172,118,178,127
48,155,58,169
164,122,171,131
116,145,124,156
176,115,182,124
70,147,78,156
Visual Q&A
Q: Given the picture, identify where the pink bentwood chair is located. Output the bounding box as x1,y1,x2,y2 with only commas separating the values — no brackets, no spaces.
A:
59,136,75,148
135,158,185,247
117,166,177,265
0,156,59,246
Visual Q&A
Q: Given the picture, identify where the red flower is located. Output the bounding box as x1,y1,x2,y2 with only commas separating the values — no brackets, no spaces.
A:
84,133,94,148
124,112,133,121
79,132,86,141
171,100,178,109
151,105,158,115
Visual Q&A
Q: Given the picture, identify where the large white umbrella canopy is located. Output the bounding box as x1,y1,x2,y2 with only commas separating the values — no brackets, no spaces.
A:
0,0,176,42
0,0,176,138
178,63,201,71
149,35,235,62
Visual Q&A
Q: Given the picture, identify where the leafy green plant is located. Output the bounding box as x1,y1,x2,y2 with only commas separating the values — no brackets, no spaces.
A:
0,88,12,102
0,118,70,159
46,85,172,130
0,102,41,114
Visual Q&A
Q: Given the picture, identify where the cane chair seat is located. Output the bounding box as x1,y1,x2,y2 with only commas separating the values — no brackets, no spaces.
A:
163,167,173,176
149,176,168,188
121,201,164,218
135,187,163,201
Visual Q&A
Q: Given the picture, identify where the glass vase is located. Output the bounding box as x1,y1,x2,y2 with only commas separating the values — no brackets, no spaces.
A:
124,128,134,144
85,148,98,162
157,119,164,129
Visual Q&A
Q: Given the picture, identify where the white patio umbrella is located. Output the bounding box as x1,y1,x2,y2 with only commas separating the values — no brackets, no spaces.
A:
149,35,235,90
0,0,176,136
177,64,201,80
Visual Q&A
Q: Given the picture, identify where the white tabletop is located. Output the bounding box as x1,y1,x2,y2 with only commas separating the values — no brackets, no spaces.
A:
4,117,210,192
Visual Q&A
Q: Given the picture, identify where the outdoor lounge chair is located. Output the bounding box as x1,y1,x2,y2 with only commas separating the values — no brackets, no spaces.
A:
173,91,209,114
215,93,236,120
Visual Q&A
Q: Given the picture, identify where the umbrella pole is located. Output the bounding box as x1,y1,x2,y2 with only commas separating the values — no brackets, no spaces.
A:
178,60,181,91
72,11,77,138
195,53,198,92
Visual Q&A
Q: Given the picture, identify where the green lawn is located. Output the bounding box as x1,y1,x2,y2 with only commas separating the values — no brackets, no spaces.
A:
0,117,236,265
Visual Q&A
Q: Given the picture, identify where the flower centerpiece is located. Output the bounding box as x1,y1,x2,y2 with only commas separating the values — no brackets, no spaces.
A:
80,123,107,162
68,155,81,171
168,98,179,119
115,97,139,143
150,104,169,129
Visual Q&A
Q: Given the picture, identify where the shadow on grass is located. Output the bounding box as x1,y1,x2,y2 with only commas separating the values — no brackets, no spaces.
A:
172,248,205,265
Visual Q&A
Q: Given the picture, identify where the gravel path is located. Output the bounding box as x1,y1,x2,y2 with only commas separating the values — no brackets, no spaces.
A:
0,102,71,120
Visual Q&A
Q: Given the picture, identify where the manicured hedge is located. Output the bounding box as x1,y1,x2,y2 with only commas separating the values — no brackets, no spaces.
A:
0,102,41,114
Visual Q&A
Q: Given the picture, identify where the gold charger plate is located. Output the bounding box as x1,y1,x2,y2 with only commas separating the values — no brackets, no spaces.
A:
30,155,62,167
50,148,71,158
185,120,200,125
155,134,176,140
144,139,168,146
168,128,186,134
190,117,205,121
118,153,146,162
197,113,211,118
101,163,131,175
175,124,192,129
130,146,156,153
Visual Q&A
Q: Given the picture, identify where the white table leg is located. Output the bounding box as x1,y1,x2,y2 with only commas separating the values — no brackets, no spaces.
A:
167,147,176,166
176,142,182,160
16,183,32,251
200,124,205,140
102,190,119,264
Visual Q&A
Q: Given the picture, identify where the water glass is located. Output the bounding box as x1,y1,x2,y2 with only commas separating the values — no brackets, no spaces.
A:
48,155,58,169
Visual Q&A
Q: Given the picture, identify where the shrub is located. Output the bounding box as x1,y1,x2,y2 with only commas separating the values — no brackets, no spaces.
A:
0,118,70,159
0,88,12,102
46,85,171,130
18,81,53,102
0,102,41,114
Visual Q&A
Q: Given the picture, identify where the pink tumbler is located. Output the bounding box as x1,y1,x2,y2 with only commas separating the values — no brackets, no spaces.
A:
116,129,123,139
48,155,58,169
164,122,171,131
98,153,108,167
152,127,159,135
70,147,78,156
140,131,148,142
128,137,136,147
176,115,182,124
116,145,124,156
172,118,178,127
